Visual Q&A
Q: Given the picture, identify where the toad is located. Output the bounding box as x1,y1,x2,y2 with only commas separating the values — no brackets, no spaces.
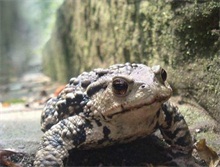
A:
34,63,193,166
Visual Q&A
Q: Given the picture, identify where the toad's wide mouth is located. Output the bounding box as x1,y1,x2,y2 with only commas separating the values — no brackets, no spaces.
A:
105,95,169,119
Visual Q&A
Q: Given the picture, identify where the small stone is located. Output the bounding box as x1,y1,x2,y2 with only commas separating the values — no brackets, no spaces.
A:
18,145,25,149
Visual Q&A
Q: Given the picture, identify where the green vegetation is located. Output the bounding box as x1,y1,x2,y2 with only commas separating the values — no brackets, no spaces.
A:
5,98,26,104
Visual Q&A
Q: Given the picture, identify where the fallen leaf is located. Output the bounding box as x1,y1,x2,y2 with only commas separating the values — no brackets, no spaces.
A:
194,139,219,167
54,85,66,96
0,149,22,167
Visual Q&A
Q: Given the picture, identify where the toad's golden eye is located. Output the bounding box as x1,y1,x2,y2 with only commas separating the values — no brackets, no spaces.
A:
112,78,129,96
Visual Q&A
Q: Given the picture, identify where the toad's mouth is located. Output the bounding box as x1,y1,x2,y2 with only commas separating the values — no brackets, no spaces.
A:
105,95,169,119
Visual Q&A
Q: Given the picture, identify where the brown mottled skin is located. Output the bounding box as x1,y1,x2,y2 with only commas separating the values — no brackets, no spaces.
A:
34,63,193,167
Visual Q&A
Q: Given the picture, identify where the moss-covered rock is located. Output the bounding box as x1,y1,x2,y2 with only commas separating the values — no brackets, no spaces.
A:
42,0,220,121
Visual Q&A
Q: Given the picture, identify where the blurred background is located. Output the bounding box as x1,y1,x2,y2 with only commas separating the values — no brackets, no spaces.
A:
0,0,63,105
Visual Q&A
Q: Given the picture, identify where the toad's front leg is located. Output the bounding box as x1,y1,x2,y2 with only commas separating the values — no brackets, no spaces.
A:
158,102,193,154
157,102,196,166
34,115,89,167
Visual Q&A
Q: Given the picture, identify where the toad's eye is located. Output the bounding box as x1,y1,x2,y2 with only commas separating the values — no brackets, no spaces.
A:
161,68,167,82
112,78,129,96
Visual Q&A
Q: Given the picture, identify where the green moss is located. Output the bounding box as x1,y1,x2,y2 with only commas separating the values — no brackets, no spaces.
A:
169,56,220,122
172,2,220,63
